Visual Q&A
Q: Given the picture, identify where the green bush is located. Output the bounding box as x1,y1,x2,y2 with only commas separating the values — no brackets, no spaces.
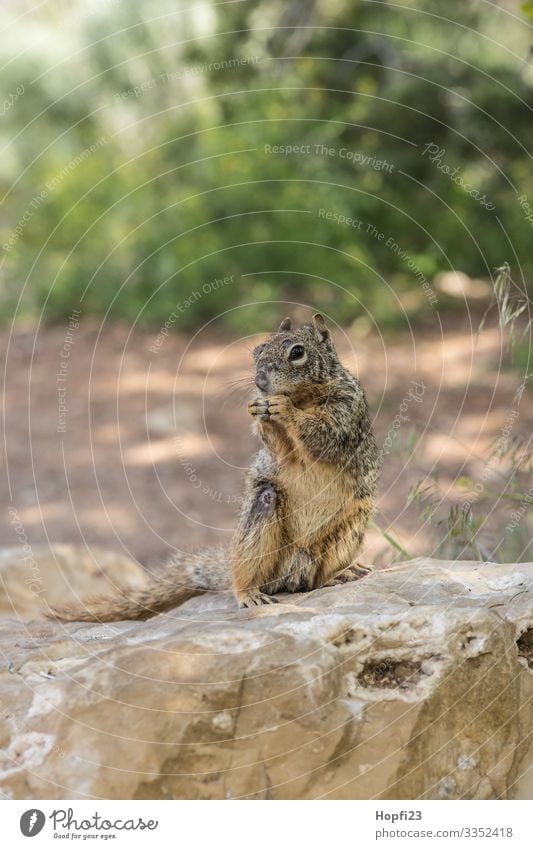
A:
1,0,531,331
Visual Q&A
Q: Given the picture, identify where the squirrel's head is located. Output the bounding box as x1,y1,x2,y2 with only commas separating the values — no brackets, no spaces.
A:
253,313,340,395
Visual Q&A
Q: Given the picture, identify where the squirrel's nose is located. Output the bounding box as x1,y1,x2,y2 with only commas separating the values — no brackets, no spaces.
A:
255,370,269,391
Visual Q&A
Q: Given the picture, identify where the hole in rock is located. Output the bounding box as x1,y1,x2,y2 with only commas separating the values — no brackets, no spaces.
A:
357,657,427,689
517,628,533,669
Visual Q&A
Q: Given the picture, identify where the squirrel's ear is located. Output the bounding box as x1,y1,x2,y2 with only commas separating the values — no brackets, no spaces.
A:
278,317,292,332
312,313,330,342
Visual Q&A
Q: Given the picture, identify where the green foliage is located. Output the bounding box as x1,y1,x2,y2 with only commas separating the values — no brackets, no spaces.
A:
479,263,532,349
398,436,533,563
375,268,533,565
1,0,532,330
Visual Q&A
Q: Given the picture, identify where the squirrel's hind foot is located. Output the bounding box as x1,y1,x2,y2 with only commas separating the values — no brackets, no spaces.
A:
322,562,374,587
238,590,279,608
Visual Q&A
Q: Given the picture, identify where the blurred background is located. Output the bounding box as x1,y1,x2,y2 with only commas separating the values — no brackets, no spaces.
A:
0,0,532,570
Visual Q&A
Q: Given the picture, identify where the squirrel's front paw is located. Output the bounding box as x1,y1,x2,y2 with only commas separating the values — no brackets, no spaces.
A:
266,394,295,425
248,397,271,423
237,590,279,608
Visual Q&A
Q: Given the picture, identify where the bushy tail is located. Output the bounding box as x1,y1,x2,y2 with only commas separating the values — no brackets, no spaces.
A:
46,547,231,623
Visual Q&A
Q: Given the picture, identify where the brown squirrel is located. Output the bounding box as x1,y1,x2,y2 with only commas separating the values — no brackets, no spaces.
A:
48,313,380,621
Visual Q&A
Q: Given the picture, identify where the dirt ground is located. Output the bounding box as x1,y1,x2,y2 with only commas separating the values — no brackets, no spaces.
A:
1,311,531,571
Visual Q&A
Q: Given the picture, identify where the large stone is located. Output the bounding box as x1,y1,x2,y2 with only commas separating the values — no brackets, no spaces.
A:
0,552,531,799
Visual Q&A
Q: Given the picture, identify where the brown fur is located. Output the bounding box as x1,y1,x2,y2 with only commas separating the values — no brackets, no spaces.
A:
47,548,230,622
47,313,380,621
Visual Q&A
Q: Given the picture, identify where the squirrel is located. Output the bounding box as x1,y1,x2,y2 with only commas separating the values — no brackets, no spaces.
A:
48,313,380,622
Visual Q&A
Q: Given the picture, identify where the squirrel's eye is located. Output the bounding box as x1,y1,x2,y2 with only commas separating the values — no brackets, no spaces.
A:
288,344,305,362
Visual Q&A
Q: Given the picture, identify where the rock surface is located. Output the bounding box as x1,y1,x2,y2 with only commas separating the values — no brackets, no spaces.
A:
0,550,532,800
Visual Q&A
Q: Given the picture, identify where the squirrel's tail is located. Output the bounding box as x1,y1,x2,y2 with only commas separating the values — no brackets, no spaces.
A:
46,547,231,623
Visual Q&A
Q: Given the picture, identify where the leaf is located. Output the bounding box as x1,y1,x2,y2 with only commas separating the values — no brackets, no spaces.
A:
372,522,412,560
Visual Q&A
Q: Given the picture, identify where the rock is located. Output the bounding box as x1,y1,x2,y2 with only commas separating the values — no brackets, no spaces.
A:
0,554,532,799
434,270,491,299
0,545,148,619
